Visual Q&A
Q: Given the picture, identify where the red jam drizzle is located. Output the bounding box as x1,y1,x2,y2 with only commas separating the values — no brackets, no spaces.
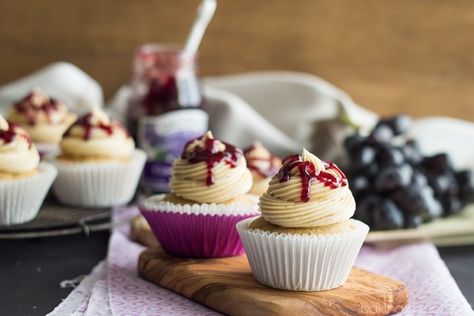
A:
66,113,114,140
0,123,32,148
277,154,348,202
244,145,280,178
14,92,61,125
182,136,241,186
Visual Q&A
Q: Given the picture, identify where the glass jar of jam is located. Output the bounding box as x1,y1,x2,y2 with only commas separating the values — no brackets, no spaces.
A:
128,44,208,192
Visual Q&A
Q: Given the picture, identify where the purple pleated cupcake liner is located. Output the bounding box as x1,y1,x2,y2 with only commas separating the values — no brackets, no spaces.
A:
140,208,256,258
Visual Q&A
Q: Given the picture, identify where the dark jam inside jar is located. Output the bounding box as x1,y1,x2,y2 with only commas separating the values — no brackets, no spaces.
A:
128,44,202,128
129,44,208,193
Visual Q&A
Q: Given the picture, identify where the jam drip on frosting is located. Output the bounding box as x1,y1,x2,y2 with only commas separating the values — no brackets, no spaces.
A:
0,120,33,148
182,131,242,186
65,108,129,141
73,113,113,140
244,142,281,178
13,89,62,125
278,153,348,202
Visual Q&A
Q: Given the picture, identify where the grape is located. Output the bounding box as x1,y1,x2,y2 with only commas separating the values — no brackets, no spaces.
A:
440,196,463,215
354,195,380,227
368,123,393,144
429,172,458,197
385,115,412,135
422,153,453,175
372,199,404,230
411,170,428,187
352,146,376,170
456,170,474,203
344,134,366,154
404,214,422,229
343,114,469,231
392,183,442,221
351,175,369,195
402,139,422,165
377,145,405,166
374,164,412,192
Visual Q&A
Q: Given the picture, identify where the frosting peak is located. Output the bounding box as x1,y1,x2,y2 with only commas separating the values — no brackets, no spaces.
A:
170,131,252,203
0,115,39,175
0,115,8,131
8,89,68,126
7,89,77,144
181,131,241,186
259,149,355,228
60,108,134,159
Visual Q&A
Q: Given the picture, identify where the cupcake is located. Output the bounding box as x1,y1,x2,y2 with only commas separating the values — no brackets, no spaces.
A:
237,149,369,291
52,107,146,207
140,131,259,258
244,141,281,196
7,88,76,157
0,115,57,225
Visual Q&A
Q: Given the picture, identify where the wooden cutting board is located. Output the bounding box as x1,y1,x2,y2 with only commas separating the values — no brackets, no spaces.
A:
138,247,408,316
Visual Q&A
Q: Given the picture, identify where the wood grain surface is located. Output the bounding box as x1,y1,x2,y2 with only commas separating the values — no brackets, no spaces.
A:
0,1,473,120
139,247,408,315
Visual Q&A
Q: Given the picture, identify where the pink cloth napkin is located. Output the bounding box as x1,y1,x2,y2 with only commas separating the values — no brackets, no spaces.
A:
48,207,473,316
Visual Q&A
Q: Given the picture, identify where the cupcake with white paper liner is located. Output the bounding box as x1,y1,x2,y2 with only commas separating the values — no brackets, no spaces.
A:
7,88,76,158
140,131,259,258
237,149,369,291
0,115,57,225
244,141,281,196
52,107,146,207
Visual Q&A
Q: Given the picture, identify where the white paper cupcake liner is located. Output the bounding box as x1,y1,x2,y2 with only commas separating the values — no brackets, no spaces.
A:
52,149,146,207
237,217,369,291
0,163,57,225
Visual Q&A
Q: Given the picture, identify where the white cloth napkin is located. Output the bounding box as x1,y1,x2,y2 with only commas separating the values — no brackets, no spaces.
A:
0,62,103,115
47,206,474,316
2,62,472,169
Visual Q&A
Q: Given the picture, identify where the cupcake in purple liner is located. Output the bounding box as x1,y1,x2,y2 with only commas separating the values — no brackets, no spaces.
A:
140,131,259,258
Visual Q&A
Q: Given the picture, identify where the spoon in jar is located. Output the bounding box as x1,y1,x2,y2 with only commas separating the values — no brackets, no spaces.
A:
183,0,217,57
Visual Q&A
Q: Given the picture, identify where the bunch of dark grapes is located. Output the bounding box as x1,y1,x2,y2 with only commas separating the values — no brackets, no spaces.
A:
344,115,474,230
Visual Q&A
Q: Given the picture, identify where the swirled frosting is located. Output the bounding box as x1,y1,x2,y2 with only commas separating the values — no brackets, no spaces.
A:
60,107,134,160
259,149,355,227
7,89,76,143
170,131,252,203
0,115,40,175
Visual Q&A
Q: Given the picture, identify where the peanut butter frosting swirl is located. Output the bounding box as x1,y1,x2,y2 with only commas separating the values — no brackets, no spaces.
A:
7,89,76,143
170,131,252,204
259,149,355,227
60,107,134,159
0,115,40,175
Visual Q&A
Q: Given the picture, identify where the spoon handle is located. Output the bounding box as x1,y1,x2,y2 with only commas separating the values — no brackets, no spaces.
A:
184,0,217,56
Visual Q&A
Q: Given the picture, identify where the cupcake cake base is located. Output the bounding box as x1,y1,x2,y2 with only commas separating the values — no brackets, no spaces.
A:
237,217,369,291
